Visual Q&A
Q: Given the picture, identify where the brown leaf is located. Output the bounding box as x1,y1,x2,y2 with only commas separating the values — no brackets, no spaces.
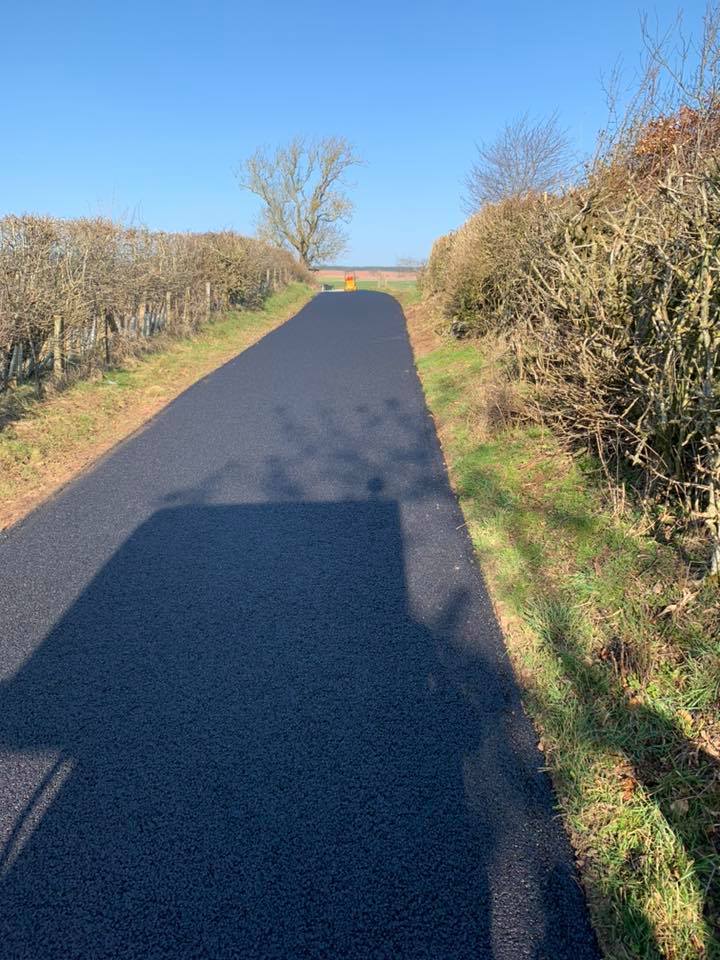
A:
621,776,637,800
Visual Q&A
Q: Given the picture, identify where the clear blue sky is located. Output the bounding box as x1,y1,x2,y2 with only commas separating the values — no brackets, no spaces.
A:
2,1,709,264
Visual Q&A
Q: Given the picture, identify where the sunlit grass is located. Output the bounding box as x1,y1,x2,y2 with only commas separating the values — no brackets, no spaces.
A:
414,328,720,960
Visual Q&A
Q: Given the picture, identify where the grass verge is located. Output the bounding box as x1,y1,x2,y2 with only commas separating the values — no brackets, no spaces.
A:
0,282,314,532
404,300,720,960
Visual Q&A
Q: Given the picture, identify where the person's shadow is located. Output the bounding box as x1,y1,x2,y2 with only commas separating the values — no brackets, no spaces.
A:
0,501,596,958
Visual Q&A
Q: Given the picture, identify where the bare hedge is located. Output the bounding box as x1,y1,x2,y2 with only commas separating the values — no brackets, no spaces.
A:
0,217,309,392
421,115,720,573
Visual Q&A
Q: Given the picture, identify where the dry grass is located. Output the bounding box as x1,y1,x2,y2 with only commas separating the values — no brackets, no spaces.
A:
401,302,442,358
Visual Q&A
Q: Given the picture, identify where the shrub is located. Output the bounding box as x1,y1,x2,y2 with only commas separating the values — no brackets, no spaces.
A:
0,217,309,393
425,101,720,571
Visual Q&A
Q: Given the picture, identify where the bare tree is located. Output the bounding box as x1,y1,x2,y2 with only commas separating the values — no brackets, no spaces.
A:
238,136,362,266
396,257,426,271
597,5,720,168
464,114,571,210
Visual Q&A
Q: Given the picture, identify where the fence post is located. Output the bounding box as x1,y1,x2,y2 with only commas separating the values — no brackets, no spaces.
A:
165,291,172,330
205,281,211,322
53,315,64,380
9,343,19,383
15,342,24,383
183,287,190,329
103,310,111,366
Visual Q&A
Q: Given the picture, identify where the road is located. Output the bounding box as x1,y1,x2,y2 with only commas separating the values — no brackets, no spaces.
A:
0,292,599,959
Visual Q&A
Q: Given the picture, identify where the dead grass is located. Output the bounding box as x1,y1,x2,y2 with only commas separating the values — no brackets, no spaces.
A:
402,302,442,357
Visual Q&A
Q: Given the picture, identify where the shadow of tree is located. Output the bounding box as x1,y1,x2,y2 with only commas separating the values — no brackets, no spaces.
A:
462,463,720,955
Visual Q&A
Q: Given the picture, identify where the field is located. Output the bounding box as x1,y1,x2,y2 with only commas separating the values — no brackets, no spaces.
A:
315,267,417,293
316,268,418,283
315,269,419,301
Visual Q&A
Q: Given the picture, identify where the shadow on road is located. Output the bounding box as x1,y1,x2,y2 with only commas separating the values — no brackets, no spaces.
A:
0,500,594,958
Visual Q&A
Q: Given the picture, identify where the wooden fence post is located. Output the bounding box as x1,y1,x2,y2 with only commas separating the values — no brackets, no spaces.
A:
15,342,24,383
206,281,211,322
103,310,111,366
183,286,190,329
9,343,20,383
53,315,64,380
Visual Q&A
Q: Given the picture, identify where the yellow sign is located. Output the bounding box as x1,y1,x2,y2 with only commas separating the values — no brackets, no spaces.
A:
344,273,357,292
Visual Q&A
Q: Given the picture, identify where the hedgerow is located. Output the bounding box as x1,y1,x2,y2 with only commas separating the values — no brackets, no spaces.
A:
421,26,720,574
0,217,308,392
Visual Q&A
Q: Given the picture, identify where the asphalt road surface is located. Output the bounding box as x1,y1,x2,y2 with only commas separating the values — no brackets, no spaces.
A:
0,292,600,959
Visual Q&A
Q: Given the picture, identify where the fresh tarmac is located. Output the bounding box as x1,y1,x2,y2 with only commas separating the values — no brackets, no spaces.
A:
0,291,600,958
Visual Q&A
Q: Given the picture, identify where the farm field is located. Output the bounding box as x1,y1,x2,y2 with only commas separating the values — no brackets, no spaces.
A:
315,269,420,302
315,268,418,283
316,268,417,290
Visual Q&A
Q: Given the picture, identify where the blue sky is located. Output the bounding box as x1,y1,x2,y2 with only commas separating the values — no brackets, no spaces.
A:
2,1,709,264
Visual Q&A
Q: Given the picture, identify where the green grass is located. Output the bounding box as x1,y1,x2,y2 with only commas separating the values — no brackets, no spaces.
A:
415,332,720,960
